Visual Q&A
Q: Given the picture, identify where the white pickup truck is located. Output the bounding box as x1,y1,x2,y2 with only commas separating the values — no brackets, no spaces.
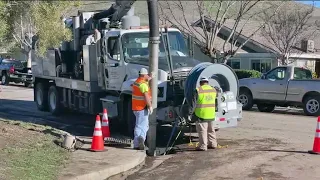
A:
238,65,320,116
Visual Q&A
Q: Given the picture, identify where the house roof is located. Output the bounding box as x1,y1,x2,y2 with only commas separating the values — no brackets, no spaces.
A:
69,1,320,55
157,1,320,55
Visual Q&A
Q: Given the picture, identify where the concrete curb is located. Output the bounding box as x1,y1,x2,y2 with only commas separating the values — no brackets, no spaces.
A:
67,151,146,180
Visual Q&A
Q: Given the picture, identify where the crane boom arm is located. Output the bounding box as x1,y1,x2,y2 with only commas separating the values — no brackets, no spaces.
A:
92,0,136,23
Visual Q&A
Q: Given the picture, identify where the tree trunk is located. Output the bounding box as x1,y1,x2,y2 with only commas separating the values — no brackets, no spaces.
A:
27,50,32,68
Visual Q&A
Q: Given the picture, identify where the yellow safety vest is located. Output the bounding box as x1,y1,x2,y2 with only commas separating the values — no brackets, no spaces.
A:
195,84,217,120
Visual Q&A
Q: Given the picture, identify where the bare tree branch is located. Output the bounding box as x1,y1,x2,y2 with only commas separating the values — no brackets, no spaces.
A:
260,3,316,65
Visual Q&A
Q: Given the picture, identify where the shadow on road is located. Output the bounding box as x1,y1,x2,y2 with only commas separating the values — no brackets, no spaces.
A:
0,98,97,137
0,98,193,151
249,108,305,116
251,149,310,154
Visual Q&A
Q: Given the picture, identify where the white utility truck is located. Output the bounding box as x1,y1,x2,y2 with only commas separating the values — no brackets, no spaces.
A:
31,5,242,136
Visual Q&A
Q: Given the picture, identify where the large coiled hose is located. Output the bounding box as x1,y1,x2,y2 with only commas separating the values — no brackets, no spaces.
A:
184,62,213,106
184,62,239,106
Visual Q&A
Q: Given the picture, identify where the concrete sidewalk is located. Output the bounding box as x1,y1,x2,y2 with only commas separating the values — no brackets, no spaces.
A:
58,136,146,180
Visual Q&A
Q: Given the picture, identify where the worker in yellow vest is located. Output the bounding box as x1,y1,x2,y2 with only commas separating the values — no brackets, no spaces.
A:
187,77,217,151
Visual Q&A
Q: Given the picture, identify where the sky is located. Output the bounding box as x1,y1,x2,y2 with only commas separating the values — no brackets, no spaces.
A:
298,1,320,7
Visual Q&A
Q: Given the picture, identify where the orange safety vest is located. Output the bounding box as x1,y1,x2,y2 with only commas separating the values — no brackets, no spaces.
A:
132,77,151,111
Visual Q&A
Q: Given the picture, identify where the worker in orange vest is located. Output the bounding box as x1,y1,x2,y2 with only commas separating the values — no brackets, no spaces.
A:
132,68,152,150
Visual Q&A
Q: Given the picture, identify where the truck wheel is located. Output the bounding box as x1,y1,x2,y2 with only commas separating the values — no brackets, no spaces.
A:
303,96,320,116
48,85,62,116
124,98,136,138
257,104,275,112
24,82,31,88
1,72,9,85
35,82,49,111
239,89,253,110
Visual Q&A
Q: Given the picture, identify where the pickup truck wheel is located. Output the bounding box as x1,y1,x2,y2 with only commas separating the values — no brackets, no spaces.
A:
257,104,275,112
303,96,320,116
48,86,62,116
124,98,135,138
35,82,49,111
239,90,253,110
24,82,31,88
1,73,9,85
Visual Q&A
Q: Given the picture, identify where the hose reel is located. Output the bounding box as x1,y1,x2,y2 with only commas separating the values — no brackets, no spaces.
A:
184,62,239,106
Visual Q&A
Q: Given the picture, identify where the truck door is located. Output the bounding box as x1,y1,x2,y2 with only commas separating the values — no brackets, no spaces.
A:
103,34,126,90
257,67,288,101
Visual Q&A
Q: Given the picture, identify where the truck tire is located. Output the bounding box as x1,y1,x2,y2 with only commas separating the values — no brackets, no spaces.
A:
24,82,31,88
1,72,9,85
35,82,49,111
303,96,320,116
257,104,275,112
124,98,136,138
48,85,62,116
239,89,253,110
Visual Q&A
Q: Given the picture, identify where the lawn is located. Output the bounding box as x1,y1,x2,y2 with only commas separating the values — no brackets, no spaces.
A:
0,119,70,180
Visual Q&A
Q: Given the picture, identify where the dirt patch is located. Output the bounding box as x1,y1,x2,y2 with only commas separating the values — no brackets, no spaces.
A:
0,119,70,180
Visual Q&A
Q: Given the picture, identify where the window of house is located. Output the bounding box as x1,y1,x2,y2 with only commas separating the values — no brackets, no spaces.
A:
266,67,287,80
227,59,240,69
293,67,312,80
251,59,272,73
107,36,120,61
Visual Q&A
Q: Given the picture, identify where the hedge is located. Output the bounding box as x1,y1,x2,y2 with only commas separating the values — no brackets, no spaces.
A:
234,69,262,79
312,71,318,79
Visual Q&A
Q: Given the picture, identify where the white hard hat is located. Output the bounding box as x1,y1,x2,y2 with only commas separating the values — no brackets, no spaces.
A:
200,76,209,82
139,68,148,75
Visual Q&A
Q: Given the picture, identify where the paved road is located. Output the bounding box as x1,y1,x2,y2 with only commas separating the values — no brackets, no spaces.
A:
127,112,320,179
2,85,320,180
0,84,95,136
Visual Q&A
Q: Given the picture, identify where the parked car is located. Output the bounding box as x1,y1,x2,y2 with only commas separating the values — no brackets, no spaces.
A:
0,58,33,87
238,65,320,116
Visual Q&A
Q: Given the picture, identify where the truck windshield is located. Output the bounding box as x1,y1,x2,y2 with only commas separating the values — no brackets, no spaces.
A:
121,31,189,63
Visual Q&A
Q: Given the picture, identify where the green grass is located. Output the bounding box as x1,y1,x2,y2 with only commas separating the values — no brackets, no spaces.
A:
0,119,70,180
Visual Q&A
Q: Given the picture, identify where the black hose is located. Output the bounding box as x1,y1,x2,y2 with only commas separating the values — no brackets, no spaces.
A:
184,62,213,106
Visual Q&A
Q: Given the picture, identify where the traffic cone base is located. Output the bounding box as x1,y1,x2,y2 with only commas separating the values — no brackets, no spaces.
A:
90,115,106,152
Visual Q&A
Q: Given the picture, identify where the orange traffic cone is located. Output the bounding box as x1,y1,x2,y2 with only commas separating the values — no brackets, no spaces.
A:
102,109,111,139
90,115,105,152
308,116,320,155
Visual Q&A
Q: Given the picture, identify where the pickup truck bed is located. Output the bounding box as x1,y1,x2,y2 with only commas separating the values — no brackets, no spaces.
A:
239,65,320,116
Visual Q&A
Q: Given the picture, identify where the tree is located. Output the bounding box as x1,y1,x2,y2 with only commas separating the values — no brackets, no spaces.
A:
260,3,316,65
31,1,82,56
0,0,81,65
0,1,8,42
159,0,285,63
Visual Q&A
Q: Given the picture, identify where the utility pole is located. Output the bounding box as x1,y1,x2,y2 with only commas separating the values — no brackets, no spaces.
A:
146,0,159,156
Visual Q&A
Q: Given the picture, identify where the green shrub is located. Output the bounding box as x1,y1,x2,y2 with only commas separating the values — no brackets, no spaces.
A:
312,71,318,79
234,69,262,79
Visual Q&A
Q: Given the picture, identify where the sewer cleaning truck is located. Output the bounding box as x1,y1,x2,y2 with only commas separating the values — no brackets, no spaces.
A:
31,1,243,137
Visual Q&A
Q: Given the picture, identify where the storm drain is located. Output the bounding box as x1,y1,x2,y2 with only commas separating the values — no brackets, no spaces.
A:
105,136,133,148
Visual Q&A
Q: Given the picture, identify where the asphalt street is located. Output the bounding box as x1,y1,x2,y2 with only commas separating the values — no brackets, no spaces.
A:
1,85,320,180
0,84,95,136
